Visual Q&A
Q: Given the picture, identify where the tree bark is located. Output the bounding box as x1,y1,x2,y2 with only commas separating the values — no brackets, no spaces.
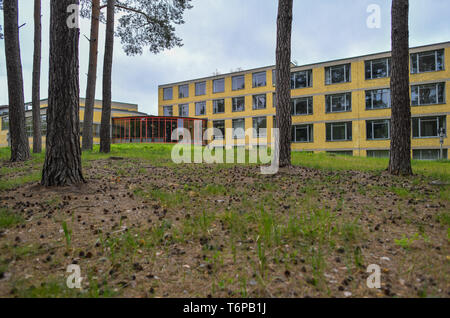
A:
42,0,84,186
388,0,412,176
3,0,30,162
275,0,293,168
32,0,42,153
99,0,115,153
82,0,100,151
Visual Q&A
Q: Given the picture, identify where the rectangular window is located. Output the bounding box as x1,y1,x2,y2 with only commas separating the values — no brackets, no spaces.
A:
411,82,445,106
411,49,445,74
325,63,351,84
232,75,245,91
292,96,313,115
252,71,266,87
163,87,173,100
253,94,266,110
272,69,276,86
253,116,267,137
163,106,173,116
366,119,390,140
291,70,313,89
213,99,225,114
195,101,206,116
365,58,390,79
195,81,206,96
367,150,390,158
325,93,352,113
213,120,225,140
232,118,245,139
413,149,447,160
366,89,391,109
40,114,47,135
213,78,225,93
178,84,189,98
232,96,245,112
327,151,353,156
179,104,189,117
1,116,8,131
412,116,446,138
292,124,313,143
326,122,352,141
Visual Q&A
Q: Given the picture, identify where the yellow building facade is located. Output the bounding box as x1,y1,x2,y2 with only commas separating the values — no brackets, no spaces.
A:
0,98,146,147
158,42,450,159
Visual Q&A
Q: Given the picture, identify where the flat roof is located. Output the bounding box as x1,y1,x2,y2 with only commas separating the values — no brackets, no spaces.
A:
158,41,450,88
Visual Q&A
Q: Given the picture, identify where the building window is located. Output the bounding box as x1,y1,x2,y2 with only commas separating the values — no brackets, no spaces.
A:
232,118,245,139
365,58,390,79
252,71,266,87
40,114,47,135
213,99,225,114
325,93,351,113
292,96,313,116
178,84,189,98
367,119,390,140
325,63,351,84
413,149,447,160
232,96,245,112
213,120,225,140
367,150,390,158
292,124,313,143
253,116,267,137
272,69,276,86
291,70,312,89
213,78,225,93
272,93,276,108
252,94,266,110
1,116,8,131
327,151,353,156
326,122,352,141
163,87,173,100
411,82,445,106
195,82,206,96
411,49,444,74
366,89,391,110
412,116,446,138
163,106,173,116
232,75,245,91
179,104,189,117
195,101,206,116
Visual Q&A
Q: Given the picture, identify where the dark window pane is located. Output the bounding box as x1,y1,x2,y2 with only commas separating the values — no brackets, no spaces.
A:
178,84,189,98
232,75,245,90
195,82,206,96
213,99,225,114
252,72,266,87
195,102,206,116
232,97,245,112
213,78,225,93
163,87,173,100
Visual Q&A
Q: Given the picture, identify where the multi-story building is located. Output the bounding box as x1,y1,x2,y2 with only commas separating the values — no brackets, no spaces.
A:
0,98,147,147
158,41,449,159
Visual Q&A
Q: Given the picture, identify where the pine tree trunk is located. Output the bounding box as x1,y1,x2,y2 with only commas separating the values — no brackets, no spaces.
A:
3,0,30,162
388,0,412,176
82,0,100,151
32,0,42,153
100,0,115,153
41,0,84,186
275,0,293,168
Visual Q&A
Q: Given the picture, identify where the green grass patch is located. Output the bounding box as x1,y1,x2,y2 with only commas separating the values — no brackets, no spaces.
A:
0,208,25,229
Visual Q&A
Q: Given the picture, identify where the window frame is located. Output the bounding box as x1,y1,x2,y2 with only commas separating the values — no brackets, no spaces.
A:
213,78,225,93
195,101,206,116
163,105,173,116
365,88,391,110
252,94,267,110
291,96,313,116
178,84,189,99
410,49,445,74
252,116,267,138
411,82,445,106
325,63,351,85
252,71,267,88
232,96,245,112
213,99,225,114
178,104,189,117
292,124,314,143
365,58,391,80
412,116,446,138
195,81,206,96
232,75,245,91
163,87,173,101
212,120,225,140
232,118,245,139
325,92,352,113
326,122,352,142
366,119,390,140
291,69,313,89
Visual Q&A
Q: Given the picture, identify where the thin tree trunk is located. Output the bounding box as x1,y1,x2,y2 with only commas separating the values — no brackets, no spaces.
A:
82,0,100,151
32,0,42,153
275,0,293,168
100,0,115,153
42,0,84,186
3,0,30,162
388,0,412,176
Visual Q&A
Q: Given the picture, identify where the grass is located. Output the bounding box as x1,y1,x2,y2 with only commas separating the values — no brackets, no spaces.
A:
0,208,25,229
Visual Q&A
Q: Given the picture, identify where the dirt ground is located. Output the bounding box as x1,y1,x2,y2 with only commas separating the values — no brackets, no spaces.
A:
0,157,449,298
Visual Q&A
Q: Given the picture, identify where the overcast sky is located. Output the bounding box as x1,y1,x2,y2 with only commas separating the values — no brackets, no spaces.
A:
0,0,449,115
